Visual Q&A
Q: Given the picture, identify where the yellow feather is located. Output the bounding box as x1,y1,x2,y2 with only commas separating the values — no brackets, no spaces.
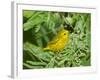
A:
43,29,69,52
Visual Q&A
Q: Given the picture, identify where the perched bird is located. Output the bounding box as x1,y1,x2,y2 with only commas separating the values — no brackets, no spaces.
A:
43,28,69,52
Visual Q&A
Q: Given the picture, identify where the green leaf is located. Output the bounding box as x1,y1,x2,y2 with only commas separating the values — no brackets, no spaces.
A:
23,63,43,69
23,17,43,31
65,17,73,25
23,63,33,69
23,10,34,18
23,12,44,31
46,57,55,68
24,42,52,62
34,25,41,32
26,61,46,66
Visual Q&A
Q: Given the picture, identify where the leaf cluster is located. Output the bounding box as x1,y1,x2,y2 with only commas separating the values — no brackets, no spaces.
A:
23,10,91,69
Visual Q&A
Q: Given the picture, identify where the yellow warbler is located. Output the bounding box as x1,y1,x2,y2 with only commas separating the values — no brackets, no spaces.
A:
43,28,69,52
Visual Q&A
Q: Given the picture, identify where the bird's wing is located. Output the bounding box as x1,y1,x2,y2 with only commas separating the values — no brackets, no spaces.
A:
48,37,59,45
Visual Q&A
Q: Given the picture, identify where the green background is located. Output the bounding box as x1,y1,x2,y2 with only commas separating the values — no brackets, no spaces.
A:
23,10,91,69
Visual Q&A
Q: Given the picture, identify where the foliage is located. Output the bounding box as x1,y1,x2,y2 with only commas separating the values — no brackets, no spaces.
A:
23,10,91,69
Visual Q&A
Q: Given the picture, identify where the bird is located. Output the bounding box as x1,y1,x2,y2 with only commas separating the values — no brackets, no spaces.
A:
43,28,69,52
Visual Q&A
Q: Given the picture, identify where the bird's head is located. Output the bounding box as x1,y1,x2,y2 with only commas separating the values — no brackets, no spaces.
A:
58,29,69,39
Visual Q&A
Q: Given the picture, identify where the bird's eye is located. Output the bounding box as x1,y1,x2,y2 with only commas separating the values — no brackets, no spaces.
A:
64,33,66,35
